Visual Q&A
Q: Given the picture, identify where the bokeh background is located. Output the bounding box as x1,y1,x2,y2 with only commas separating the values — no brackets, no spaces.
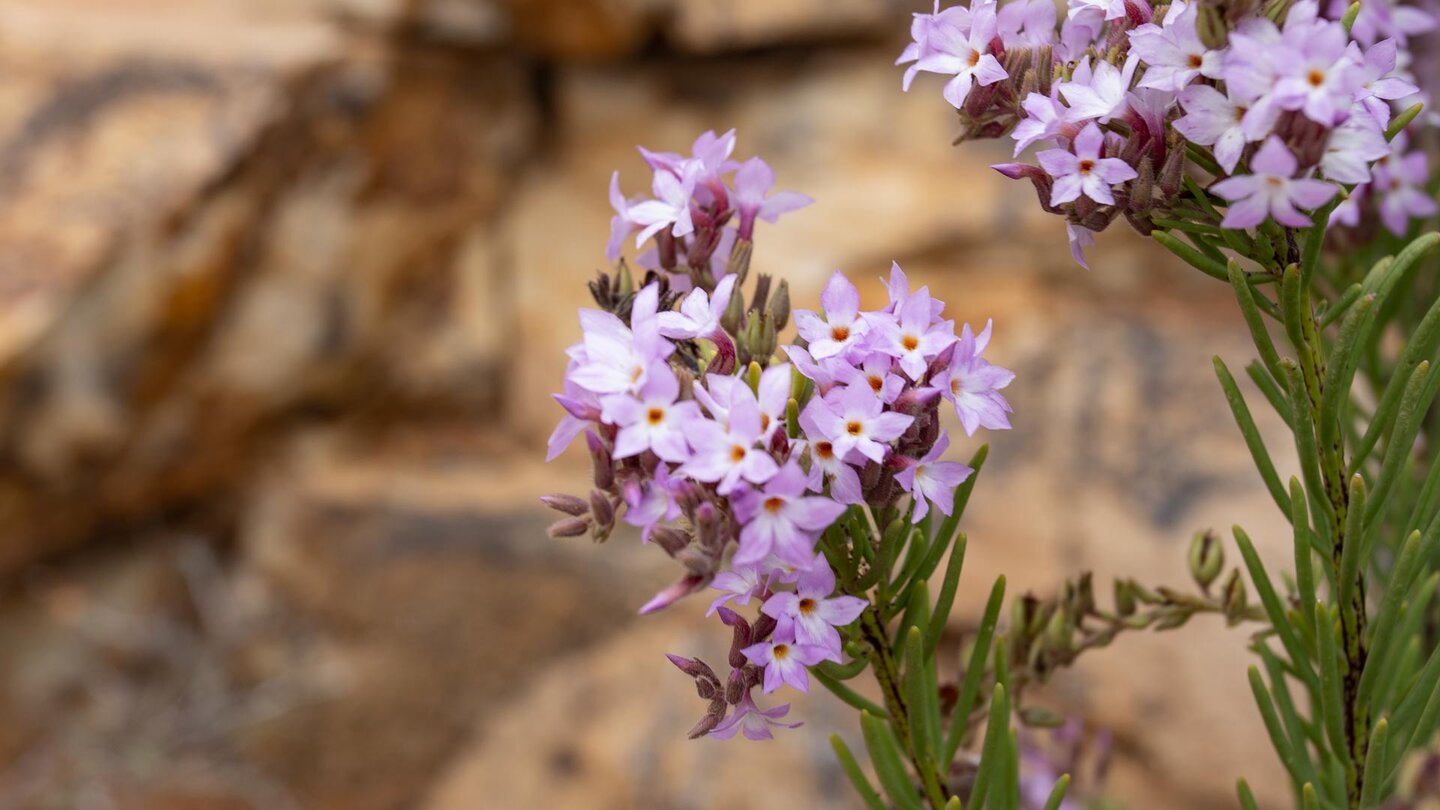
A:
0,1,1305,807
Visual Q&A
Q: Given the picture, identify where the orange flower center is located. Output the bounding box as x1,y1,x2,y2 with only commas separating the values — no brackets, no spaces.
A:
846,421,863,436
764,496,785,513
798,598,817,615
773,643,790,660
902,335,919,351
731,445,747,462
1078,159,1096,175
815,441,835,459
647,407,665,425
831,325,850,342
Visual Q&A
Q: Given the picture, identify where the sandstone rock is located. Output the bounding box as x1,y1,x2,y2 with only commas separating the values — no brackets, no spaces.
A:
0,3,537,576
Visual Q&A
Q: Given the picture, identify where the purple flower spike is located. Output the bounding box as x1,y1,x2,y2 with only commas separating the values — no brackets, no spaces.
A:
1211,137,1338,229
1038,123,1139,206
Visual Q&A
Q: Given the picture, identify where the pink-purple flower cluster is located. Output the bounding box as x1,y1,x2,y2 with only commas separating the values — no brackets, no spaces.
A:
545,133,1015,740
900,0,1437,265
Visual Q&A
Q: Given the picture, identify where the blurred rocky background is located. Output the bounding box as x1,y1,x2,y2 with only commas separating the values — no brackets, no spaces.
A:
0,0,1296,807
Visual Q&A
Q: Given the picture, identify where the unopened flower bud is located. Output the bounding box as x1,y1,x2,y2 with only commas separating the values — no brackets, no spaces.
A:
1188,529,1224,590
666,653,719,682
540,494,588,516
547,516,591,538
1196,1,1228,48
726,670,748,705
721,282,746,337
727,238,753,284
590,490,615,530
768,280,791,331
687,705,725,739
1222,569,1248,621
586,432,614,490
651,527,690,556
750,274,772,314
752,612,778,641
1114,579,1138,616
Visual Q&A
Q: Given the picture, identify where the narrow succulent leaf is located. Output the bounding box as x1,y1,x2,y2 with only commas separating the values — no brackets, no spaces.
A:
1004,728,1021,810
1360,530,1426,708
894,581,932,659
1337,474,1369,616
860,712,924,810
1235,526,1319,689
1284,359,1335,532
1237,778,1260,810
1229,259,1287,384
831,734,888,810
926,533,968,655
1215,357,1292,516
1318,294,1376,450
1301,783,1320,810
1291,479,1319,634
816,653,871,681
815,669,888,716
945,576,1007,763
1360,717,1388,809
1258,643,1324,784
1318,282,1363,328
968,683,1012,810
1247,361,1294,427
1367,362,1432,528
1386,574,1440,714
1249,666,1307,789
903,628,942,762
1386,103,1425,140
1315,603,1350,768
1154,231,1230,281
1042,775,1072,810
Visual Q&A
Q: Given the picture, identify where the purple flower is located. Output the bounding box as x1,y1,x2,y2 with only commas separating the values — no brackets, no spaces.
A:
1352,39,1421,128
623,463,684,542
1175,84,1260,174
1128,2,1222,91
804,382,915,463
755,362,794,442
1068,0,1140,22
798,409,865,506
708,692,802,741
937,322,1015,435
871,285,957,380
834,352,906,404
628,161,700,248
912,3,1009,109
733,462,846,567
794,272,871,360
708,562,765,616
640,129,738,181
733,157,813,240
761,563,867,654
606,172,638,262
1270,16,1362,126
1067,222,1097,270
683,392,778,495
546,371,602,461
1057,56,1138,123
601,363,701,462
1375,150,1439,235
896,433,975,523
567,285,673,395
1012,91,1076,156
658,275,738,341
1037,123,1138,206
998,0,1058,49
1320,117,1391,184
898,2,974,90
741,639,829,693
1211,137,1338,229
